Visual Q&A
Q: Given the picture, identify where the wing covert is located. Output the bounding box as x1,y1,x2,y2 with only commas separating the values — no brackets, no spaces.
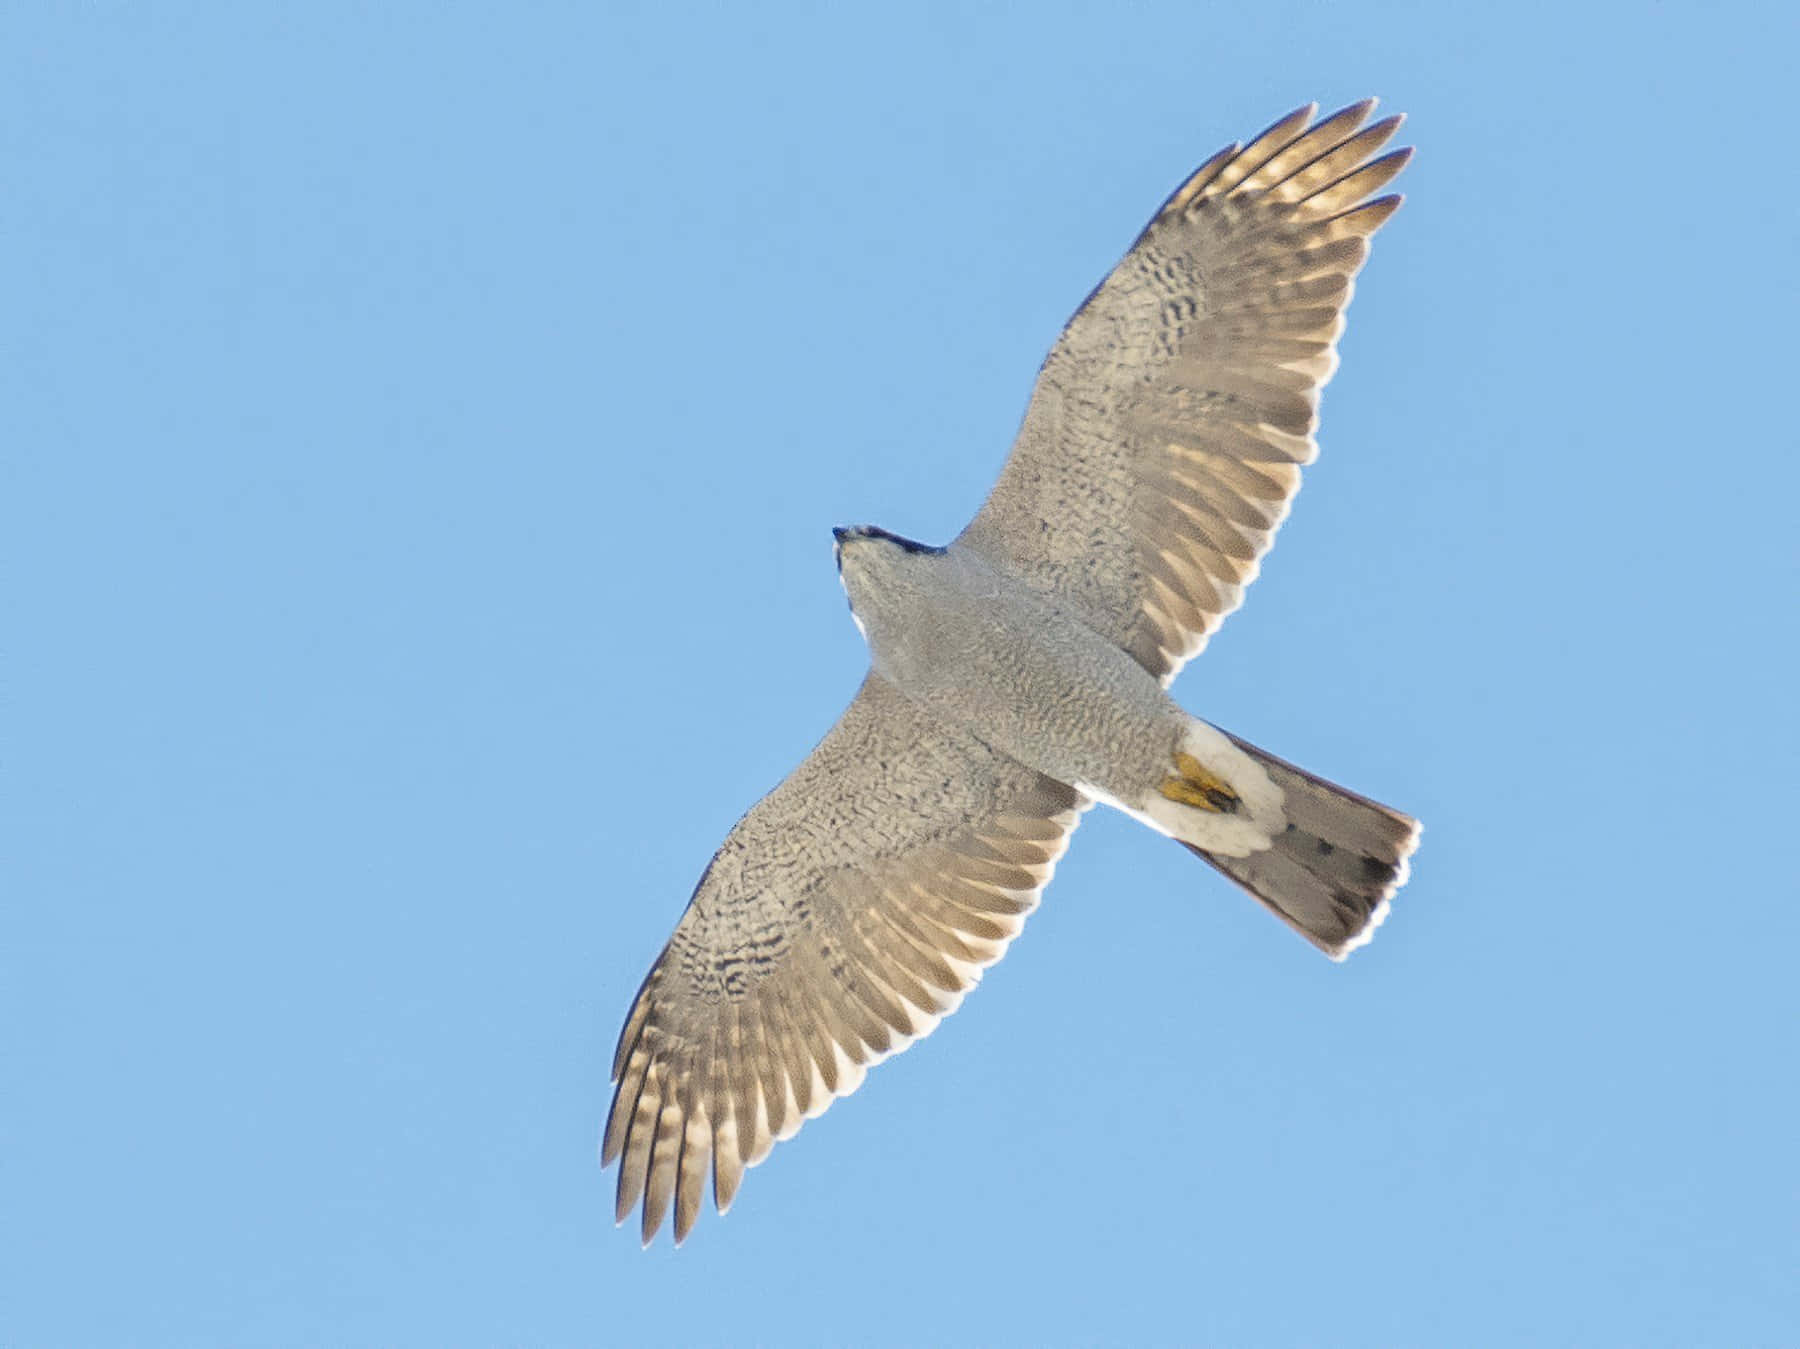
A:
603,674,1087,1244
955,100,1411,682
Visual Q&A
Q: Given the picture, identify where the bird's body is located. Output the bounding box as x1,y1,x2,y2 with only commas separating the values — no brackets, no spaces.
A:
606,100,1423,1244
839,530,1283,857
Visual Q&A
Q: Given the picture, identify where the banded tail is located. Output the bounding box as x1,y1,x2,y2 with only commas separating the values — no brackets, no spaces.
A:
1190,730,1420,960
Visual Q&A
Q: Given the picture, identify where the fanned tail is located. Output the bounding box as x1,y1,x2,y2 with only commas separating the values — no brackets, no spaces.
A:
1187,730,1420,960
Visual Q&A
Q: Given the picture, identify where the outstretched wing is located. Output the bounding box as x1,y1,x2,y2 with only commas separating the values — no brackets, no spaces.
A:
956,100,1411,683
604,674,1087,1244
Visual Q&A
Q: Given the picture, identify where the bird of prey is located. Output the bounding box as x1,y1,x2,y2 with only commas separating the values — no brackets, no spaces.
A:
605,100,1421,1245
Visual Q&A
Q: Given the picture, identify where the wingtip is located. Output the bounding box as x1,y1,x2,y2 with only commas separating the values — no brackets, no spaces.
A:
1362,112,1407,147
1260,101,1320,144
638,1199,671,1247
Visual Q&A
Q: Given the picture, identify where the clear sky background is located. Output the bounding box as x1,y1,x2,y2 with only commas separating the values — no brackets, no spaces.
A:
7,4,1797,1346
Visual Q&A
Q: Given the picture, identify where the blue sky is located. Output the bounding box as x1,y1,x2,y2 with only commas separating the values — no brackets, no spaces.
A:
7,4,1797,1345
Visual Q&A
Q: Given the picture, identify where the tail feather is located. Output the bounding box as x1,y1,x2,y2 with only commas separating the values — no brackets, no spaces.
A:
1190,729,1420,960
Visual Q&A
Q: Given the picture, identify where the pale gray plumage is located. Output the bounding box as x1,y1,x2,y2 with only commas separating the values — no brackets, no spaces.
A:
959,98,1409,681
606,100,1422,1245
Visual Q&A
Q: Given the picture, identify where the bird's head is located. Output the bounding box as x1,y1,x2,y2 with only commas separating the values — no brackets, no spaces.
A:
833,525,942,638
